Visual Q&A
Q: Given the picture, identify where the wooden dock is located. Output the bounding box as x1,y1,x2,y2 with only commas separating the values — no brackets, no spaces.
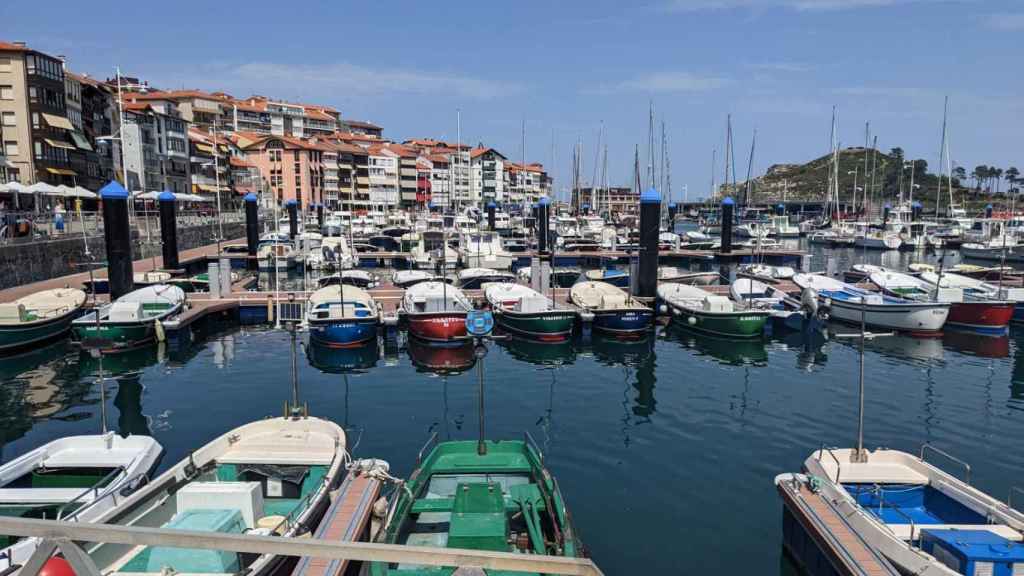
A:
291,469,382,576
777,477,900,576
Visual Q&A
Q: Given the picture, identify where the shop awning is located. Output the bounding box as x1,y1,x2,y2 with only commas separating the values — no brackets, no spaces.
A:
45,167,78,176
69,132,93,151
41,113,74,131
195,143,215,154
44,138,75,150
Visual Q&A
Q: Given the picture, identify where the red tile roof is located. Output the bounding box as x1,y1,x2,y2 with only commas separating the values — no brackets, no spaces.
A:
0,41,31,52
344,119,382,130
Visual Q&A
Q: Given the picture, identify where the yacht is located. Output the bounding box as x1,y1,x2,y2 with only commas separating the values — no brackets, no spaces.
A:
457,231,515,270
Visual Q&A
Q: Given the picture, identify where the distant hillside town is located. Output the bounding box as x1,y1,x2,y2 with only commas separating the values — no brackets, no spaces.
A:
0,39,552,217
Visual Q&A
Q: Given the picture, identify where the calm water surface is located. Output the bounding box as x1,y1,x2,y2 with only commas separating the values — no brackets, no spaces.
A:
1,240,1022,574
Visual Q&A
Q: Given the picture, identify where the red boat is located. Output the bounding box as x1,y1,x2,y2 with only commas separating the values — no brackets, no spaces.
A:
401,281,473,343
945,299,1015,334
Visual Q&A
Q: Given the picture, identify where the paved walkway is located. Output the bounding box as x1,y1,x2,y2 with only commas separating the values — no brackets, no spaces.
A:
0,237,245,303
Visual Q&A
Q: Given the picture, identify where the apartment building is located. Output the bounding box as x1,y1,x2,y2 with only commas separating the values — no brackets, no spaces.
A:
427,153,450,208
505,162,550,206
385,143,419,207
63,71,109,191
118,98,190,194
0,41,79,186
572,186,639,217
187,127,231,199
367,144,399,216
416,157,432,206
340,119,382,138
240,135,324,208
470,147,505,204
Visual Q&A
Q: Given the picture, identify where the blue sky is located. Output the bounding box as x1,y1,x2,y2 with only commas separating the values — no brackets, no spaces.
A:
3,0,1022,201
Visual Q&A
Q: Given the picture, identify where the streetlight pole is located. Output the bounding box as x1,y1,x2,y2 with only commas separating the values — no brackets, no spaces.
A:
212,122,223,256
847,169,858,216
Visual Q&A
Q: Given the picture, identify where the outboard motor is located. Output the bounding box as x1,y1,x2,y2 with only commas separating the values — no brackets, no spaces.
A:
801,287,826,320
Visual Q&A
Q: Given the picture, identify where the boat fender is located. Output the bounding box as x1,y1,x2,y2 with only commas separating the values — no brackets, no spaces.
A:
154,319,166,343
687,316,697,326
658,304,667,314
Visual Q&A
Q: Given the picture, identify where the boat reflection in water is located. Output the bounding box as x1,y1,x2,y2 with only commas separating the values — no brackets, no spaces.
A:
663,324,768,366
497,334,576,367
588,331,654,366
0,340,83,448
941,330,1010,358
307,337,380,373
772,327,828,371
407,336,476,375
78,345,162,437
851,331,946,365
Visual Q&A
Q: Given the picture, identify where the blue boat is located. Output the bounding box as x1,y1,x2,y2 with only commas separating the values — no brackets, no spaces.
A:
584,268,630,288
306,285,379,347
570,281,653,337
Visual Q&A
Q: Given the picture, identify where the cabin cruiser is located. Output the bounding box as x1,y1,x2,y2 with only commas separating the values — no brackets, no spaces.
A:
319,236,354,271
257,240,295,271
493,210,512,232
457,231,515,270
578,214,606,239
734,221,772,239
410,230,459,270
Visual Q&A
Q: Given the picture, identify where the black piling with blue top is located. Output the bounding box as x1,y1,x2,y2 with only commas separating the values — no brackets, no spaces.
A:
487,201,496,231
316,203,324,230
244,192,259,271
158,190,179,271
537,197,550,254
883,203,891,225
287,199,298,239
720,196,735,254
638,187,661,299
911,201,922,221
776,203,785,216
99,181,134,300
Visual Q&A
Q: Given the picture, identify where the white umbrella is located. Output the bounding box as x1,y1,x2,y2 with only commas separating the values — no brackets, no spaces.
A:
133,191,161,200
71,186,97,199
2,182,30,194
28,182,60,195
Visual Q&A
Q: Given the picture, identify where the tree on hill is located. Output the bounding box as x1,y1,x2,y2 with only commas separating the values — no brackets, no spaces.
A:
1007,166,1021,194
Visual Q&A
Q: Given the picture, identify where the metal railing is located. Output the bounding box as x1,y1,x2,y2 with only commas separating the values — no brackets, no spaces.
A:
55,465,126,520
919,443,971,485
0,209,246,247
0,516,603,576
524,430,544,464
818,444,842,484
415,431,439,466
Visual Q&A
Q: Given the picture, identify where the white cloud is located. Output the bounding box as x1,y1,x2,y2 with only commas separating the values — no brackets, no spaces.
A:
585,71,730,95
232,62,521,101
981,12,1024,30
665,0,960,12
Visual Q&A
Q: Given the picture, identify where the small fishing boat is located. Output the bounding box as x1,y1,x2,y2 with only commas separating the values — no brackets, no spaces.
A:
570,281,653,337
729,277,808,330
257,240,296,271
369,438,583,576
870,270,1014,334
785,445,1024,576
737,263,795,282
71,285,186,351
843,263,889,284
455,267,515,290
0,288,86,353
918,270,1024,323
793,273,949,335
83,416,346,576
657,267,718,285
583,268,629,288
0,433,163,563
132,271,172,286
401,281,474,343
392,270,444,289
318,270,377,289
306,285,379,347
658,283,769,338
484,283,575,342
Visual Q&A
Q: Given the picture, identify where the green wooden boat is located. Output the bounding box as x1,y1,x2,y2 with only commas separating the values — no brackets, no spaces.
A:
658,283,768,339
72,284,186,351
484,283,575,342
0,288,87,353
370,438,583,576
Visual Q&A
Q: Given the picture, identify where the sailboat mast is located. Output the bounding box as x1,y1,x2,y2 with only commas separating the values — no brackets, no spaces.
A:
936,96,948,219
863,122,870,217
744,129,757,207
648,102,656,189
710,148,717,202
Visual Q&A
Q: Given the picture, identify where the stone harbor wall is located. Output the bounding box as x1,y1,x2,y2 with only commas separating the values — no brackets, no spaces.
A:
0,222,245,290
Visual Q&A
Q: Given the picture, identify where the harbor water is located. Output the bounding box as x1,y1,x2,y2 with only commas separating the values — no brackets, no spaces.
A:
1,239,1022,574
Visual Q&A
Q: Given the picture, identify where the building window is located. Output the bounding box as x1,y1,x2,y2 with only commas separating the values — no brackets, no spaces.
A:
5,141,20,156
1,112,14,127
0,57,10,72
34,141,42,159
0,85,12,100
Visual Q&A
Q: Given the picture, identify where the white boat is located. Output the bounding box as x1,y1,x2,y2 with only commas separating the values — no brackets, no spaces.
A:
133,271,172,285
737,263,795,281
317,270,377,289
1,433,164,566
569,281,653,336
770,214,800,237
306,285,379,346
71,284,187,350
410,230,458,270
82,417,346,576
577,215,606,238
400,281,474,342
657,267,718,285
960,241,1024,263
919,270,1024,308
792,273,949,334
729,277,787,308
786,445,1024,576
734,222,772,239
319,237,354,271
456,267,516,290
854,227,902,250
257,240,296,271
843,263,889,284
392,270,444,289
457,231,515,270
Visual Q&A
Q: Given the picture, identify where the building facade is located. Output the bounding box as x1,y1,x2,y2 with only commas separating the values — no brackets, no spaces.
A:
572,186,638,217
470,147,505,204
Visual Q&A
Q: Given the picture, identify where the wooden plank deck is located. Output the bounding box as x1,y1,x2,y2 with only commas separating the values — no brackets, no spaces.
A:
777,479,899,576
291,471,382,576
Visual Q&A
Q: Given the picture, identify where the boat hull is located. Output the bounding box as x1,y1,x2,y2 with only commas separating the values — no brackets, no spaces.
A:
308,317,378,347
496,310,575,342
665,305,768,338
592,308,653,337
824,300,949,335
72,321,157,351
945,300,1014,334
0,313,78,353
406,312,468,343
